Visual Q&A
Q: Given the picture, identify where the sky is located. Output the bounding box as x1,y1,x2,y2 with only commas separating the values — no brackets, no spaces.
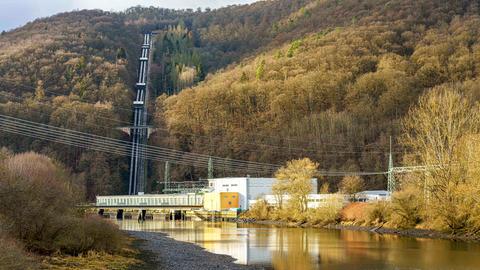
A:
0,0,258,32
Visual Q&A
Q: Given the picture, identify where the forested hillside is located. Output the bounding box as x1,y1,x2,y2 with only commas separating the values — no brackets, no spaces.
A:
154,0,480,189
0,10,140,199
1,0,480,199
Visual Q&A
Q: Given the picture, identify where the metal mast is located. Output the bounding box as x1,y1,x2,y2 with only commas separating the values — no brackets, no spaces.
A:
387,136,395,193
208,157,214,179
164,161,171,193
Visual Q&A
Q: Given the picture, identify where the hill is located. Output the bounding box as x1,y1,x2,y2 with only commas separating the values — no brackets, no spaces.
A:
155,0,480,188
1,0,480,198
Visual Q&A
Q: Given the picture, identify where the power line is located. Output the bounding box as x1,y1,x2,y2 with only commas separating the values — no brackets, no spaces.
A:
0,114,280,173
0,125,275,174
0,92,135,127
0,78,140,116
0,92,405,156
0,114,387,177
0,78,407,153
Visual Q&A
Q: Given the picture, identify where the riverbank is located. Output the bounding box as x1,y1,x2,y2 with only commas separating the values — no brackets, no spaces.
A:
127,231,264,270
236,218,480,242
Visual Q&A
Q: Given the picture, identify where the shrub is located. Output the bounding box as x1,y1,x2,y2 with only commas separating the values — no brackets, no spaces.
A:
366,201,391,226
339,176,365,201
340,202,368,224
243,199,270,220
431,182,480,234
0,152,123,256
55,216,123,255
0,153,75,253
307,195,344,225
389,187,424,229
0,232,36,270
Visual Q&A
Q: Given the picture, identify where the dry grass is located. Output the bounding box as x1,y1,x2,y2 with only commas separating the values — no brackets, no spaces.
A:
40,238,142,270
0,232,37,270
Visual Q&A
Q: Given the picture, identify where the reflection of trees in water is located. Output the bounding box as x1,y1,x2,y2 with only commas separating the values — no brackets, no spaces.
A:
271,229,315,270
117,221,480,269
337,230,480,269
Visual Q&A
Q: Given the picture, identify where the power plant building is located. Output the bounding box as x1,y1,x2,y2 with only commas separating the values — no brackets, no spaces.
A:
207,177,318,210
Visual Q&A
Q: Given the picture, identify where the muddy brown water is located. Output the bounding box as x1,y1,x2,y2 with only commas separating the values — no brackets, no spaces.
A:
117,220,480,270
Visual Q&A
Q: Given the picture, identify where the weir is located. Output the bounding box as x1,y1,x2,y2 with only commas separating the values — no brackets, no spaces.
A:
93,193,240,221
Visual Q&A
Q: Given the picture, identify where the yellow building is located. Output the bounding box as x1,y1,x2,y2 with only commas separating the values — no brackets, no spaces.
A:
204,192,239,211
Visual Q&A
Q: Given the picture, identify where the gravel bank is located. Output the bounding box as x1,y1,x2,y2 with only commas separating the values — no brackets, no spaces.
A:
127,231,265,270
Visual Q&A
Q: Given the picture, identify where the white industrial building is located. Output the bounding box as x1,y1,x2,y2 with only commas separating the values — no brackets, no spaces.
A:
355,190,391,202
207,177,318,210
258,194,348,209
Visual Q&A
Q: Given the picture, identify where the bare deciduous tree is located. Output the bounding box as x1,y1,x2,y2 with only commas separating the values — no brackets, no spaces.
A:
275,158,318,213
339,175,365,200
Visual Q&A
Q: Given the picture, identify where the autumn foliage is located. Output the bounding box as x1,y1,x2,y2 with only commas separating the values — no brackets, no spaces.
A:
3,0,480,197
0,152,123,267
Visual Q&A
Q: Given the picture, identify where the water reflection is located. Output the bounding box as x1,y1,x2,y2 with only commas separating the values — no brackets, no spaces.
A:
118,220,480,270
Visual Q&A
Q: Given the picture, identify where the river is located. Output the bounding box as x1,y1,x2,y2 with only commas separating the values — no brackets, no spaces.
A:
118,220,480,270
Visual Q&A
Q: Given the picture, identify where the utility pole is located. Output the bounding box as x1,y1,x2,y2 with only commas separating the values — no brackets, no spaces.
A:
208,157,214,179
387,136,395,193
164,161,171,193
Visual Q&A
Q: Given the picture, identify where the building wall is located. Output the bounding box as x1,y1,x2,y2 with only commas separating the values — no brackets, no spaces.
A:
355,190,391,202
220,192,239,210
204,193,220,211
204,192,239,211
208,177,318,210
246,178,274,208
208,178,248,210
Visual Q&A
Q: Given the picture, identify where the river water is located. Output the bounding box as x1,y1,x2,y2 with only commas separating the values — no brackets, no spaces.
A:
118,220,480,270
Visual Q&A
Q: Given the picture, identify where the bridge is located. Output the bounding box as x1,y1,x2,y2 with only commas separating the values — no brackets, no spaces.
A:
95,193,204,220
